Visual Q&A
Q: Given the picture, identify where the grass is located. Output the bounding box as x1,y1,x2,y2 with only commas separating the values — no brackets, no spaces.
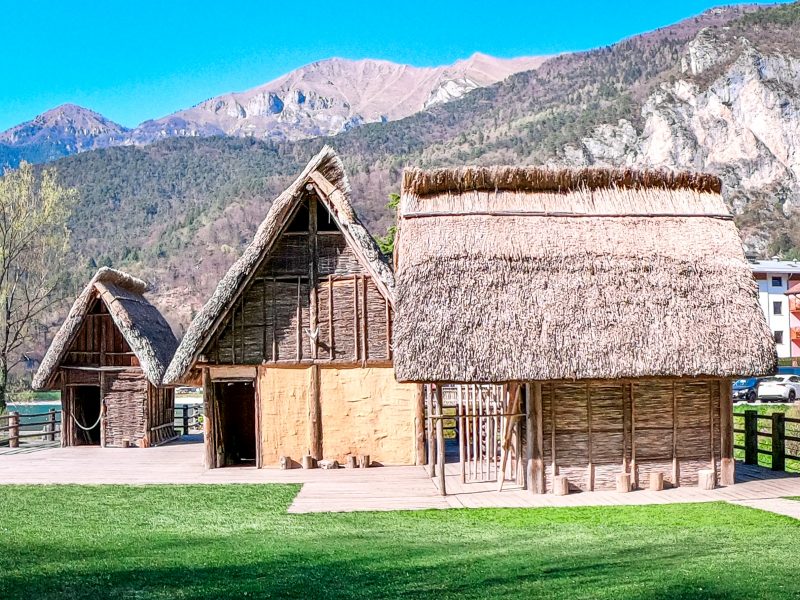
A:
0,486,799,599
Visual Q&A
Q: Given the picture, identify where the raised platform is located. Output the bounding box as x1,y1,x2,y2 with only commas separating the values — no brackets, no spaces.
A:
0,442,797,515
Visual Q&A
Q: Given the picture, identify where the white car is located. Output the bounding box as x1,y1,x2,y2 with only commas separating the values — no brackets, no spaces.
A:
756,375,800,403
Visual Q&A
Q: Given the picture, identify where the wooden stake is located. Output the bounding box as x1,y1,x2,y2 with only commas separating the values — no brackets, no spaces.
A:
426,384,435,477
308,364,322,460
458,385,466,484
414,384,425,466
719,379,735,485
435,385,446,496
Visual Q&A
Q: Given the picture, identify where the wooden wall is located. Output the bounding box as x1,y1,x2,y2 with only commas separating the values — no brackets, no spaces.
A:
205,194,393,366
535,378,723,492
63,299,137,368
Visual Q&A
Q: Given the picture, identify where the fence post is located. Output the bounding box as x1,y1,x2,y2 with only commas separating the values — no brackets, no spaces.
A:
48,409,56,442
182,405,189,435
8,411,19,448
771,412,786,471
744,410,758,465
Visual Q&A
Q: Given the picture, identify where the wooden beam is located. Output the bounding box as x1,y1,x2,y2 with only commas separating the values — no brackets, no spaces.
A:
353,277,360,363
531,383,545,494
308,196,318,361
719,379,735,485
296,276,303,362
672,381,680,487
414,384,425,466
426,384,435,477
309,364,322,460
203,368,215,469
361,275,369,363
328,275,334,360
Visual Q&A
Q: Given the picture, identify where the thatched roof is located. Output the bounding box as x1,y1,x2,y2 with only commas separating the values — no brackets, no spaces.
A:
393,166,776,383
163,145,394,384
33,268,179,389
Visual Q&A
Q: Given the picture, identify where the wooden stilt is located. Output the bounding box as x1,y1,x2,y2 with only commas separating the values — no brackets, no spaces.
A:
458,386,466,484
435,384,446,496
426,384,435,477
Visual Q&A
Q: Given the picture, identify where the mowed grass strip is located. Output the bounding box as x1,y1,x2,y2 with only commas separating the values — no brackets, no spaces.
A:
0,485,798,599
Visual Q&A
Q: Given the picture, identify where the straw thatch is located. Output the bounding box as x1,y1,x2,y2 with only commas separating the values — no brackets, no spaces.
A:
33,268,179,389
163,145,394,384
393,166,776,383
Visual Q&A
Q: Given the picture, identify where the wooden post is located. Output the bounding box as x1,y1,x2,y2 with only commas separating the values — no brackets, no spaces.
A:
358,454,370,469
458,386,466,484
308,195,319,361
672,381,679,487
202,369,215,469
182,405,189,436
698,469,715,490
279,456,292,469
346,455,357,469
530,383,545,493
719,380,735,485
772,412,786,471
8,411,19,448
426,384,435,477
414,384,425,466
630,383,637,489
744,410,758,465
435,384,446,496
47,409,56,442
553,475,569,496
616,472,631,493
309,364,322,460
302,455,316,469
649,471,664,491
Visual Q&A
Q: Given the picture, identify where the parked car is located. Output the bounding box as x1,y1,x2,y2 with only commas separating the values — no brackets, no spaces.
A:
732,377,759,403
756,375,800,403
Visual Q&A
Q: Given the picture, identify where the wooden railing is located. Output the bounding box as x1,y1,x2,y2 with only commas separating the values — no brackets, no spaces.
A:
734,410,800,472
174,405,202,436
0,409,60,448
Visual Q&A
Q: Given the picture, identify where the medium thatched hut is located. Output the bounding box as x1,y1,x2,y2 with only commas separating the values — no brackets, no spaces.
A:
164,146,419,469
33,268,179,447
393,166,776,493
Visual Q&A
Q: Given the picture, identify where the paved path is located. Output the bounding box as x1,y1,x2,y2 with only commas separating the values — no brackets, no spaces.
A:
1,441,799,514
730,498,800,520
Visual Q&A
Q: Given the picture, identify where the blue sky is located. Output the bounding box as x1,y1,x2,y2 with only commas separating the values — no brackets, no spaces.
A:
0,1,790,131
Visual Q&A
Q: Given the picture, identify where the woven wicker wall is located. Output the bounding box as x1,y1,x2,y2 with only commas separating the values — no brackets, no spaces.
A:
540,378,722,492
102,368,148,447
208,229,391,365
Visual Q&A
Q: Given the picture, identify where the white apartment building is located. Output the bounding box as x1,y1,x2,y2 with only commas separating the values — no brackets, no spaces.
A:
750,259,800,359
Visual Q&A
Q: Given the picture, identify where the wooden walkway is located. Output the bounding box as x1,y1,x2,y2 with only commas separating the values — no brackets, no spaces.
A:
0,442,798,515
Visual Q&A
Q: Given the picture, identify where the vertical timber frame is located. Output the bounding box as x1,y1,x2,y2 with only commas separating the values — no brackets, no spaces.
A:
719,378,735,485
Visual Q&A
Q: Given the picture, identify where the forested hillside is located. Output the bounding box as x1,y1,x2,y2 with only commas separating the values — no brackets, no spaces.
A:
39,3,800,337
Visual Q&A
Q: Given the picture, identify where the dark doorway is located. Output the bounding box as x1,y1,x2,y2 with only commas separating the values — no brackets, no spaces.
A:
72,386,101,445
216,381,256,465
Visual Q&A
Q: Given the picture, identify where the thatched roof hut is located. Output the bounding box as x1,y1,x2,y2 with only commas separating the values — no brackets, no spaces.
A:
33,267,179,448
164,146,419,469
393,166,776,383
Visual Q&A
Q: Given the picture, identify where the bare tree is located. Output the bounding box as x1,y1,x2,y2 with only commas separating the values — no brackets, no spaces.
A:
0,163,75,411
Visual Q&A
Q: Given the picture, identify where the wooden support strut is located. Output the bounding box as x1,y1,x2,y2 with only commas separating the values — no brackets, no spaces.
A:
719,379,735,485
308,364,322,460
435,384,446,496
415,384,426,466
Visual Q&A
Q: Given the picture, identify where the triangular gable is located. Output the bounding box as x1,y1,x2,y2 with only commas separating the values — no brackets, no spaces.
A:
33,268,178,389
164,146,394,384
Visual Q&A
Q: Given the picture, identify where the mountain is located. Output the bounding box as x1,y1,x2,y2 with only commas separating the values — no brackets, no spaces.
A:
0,104,128,167
0,54,546,169
126,54,548,145
21,3,800,337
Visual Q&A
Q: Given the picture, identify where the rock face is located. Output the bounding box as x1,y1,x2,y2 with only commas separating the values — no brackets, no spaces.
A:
560,30,800,253
0,104,128,164
127,53,547,144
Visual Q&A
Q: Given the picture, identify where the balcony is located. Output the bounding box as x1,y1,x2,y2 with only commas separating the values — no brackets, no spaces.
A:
790,298,800,313
791,327,800,341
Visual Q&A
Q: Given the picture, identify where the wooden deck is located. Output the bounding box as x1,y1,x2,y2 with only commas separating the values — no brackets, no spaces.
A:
0,441,798,515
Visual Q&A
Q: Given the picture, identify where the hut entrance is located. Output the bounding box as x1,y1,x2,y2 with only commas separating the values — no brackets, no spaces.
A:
215,381,257,466
72,385,102,446
426,384,525,493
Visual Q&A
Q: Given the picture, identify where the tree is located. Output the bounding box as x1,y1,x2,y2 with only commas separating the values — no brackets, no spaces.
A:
376,193,400,256
0,163,76,411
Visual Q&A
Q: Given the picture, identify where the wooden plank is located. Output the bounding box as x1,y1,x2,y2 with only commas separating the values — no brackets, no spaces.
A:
353,277,359,363
209,366,257,380
308,196,318,361
361,275,369,362
426,385,435,477
328,275,334,360
458,386,465,484
672,381,680,487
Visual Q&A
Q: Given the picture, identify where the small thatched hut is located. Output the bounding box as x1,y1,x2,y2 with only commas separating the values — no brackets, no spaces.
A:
393,166,776,492
164,146,419,469
33,268,179,448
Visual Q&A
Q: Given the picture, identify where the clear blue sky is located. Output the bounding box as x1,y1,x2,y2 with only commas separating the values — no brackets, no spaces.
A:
0,1,790,131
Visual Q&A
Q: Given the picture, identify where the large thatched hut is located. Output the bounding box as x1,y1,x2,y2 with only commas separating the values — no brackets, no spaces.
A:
164,147,419,469
33,268,179,448
393,166,776,493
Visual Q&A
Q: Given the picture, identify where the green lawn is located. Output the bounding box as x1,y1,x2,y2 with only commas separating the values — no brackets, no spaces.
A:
0,486,798,599
733,403,800,473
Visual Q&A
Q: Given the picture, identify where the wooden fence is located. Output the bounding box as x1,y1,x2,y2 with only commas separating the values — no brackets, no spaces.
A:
0,409,60,447
0,404,203,447
733,410,800,472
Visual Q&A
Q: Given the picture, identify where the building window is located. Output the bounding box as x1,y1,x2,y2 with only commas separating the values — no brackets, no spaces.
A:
774,301,783,315
772,276,783,287
774,331,784,344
